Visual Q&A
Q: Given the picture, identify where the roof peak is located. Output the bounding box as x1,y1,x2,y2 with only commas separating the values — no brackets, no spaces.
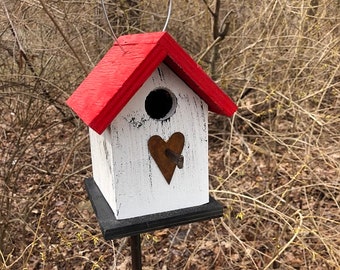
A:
66,32,237,134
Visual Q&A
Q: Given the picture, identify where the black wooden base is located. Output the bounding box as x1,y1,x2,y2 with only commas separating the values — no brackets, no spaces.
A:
85,178,224,240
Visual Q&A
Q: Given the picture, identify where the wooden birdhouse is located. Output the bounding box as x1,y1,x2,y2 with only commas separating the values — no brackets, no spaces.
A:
66,32,237,220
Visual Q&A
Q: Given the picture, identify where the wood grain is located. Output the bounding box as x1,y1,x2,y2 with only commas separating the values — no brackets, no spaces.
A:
66,32,237,134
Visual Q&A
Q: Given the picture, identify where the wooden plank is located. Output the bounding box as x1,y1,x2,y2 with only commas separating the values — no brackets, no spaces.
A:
66,42,166,134
85,178,223,240
89,63,210,220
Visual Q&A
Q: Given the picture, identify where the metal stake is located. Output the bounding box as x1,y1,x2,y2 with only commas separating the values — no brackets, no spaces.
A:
130,234,142,270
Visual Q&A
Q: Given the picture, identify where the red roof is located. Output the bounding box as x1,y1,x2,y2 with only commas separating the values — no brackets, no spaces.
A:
66,32,237,134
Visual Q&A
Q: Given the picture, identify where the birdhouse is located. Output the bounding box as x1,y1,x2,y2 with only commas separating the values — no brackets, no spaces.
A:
66,32,237,220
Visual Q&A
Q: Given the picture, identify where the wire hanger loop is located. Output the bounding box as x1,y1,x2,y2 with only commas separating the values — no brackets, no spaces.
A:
100,0,124,51
162,0,173,32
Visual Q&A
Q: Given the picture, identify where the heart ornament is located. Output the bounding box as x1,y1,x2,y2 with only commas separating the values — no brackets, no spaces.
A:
148,132,185,184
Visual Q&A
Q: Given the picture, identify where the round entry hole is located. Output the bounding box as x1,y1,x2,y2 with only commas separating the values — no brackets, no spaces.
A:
145,88,177,120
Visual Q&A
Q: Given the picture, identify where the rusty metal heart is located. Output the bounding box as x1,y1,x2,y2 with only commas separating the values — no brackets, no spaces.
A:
148,132,185,184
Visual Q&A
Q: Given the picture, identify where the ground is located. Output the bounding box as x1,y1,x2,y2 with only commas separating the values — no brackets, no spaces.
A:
1,0,339,269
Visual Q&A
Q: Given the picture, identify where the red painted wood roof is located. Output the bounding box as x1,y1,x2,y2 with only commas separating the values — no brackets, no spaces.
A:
66,32,237,134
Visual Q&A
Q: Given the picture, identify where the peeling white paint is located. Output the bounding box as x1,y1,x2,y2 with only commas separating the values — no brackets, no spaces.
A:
90,63,209,219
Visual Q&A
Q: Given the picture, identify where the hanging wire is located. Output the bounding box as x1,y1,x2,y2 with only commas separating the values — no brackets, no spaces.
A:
162,0,173,31
100,0,124,51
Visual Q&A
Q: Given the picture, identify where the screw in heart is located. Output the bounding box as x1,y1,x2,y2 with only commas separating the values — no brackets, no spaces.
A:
148,132,185,184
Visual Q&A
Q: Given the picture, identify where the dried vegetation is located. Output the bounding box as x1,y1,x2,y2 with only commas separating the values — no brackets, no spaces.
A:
0,0,339,269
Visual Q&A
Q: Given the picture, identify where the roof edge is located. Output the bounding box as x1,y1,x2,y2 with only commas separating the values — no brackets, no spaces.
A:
66,32,237,135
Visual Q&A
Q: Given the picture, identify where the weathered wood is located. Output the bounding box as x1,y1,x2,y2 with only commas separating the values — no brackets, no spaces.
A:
89,63,210,219
66,32,237,135
66,32,237,221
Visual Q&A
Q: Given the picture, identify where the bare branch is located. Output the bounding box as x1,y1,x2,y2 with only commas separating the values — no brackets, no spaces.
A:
212,0,220,39
201,0,215,17
2,1,34,74
38,0,89,74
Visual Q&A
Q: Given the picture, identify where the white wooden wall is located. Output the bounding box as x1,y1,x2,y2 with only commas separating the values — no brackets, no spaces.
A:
90,63,209,219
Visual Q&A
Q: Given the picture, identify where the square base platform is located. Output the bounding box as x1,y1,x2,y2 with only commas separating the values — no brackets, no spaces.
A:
85,178,224,240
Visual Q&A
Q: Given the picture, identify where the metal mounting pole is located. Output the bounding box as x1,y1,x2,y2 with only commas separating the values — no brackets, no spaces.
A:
130,234,142,270
85,178,223,270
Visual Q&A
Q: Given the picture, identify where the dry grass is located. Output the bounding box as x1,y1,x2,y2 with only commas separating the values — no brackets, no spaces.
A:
0,0,339,269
